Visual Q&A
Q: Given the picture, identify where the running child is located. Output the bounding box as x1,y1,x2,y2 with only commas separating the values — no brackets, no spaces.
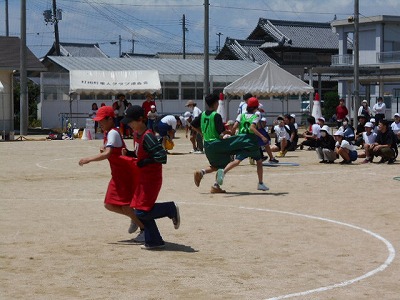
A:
121,105,180,250
78,106,144,242
191,93,260,193
216,97,269,191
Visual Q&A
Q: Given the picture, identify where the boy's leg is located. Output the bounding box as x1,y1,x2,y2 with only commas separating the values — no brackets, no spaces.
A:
104,204,144,230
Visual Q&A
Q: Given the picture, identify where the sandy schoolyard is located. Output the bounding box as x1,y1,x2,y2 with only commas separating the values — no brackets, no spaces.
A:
0,130,399,299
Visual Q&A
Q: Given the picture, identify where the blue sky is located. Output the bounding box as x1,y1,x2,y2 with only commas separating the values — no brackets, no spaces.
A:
1,0,400,58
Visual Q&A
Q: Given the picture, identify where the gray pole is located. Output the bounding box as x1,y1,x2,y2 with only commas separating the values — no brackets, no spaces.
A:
182,14,186,59
5,0,9,36
353,0,360,127
203,0,210,107
20,0,28,136
53,0,61,56
119,35,122,57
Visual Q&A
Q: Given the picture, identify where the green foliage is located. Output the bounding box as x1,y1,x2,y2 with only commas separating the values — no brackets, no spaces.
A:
323,91,339,122
13,79,41,128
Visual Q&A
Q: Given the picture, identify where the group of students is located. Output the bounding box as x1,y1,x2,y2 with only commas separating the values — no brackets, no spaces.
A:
79,105,180,250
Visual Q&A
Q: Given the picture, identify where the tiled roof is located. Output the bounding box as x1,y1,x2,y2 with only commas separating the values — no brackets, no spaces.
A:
45,42,108,58
217,39,277,65
0,36,46,71
249,18,341,49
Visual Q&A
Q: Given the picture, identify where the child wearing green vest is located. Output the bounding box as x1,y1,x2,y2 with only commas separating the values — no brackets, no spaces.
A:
216,97,269,191
191,93,261,193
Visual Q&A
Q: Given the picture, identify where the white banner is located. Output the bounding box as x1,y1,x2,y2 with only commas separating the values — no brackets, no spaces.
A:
69,70,161,95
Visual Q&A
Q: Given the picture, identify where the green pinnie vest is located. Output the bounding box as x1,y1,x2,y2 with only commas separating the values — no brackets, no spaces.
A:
201,111,220,142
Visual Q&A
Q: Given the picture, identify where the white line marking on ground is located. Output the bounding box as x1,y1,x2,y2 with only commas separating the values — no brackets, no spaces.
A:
36,157,77,169
180,202,396,299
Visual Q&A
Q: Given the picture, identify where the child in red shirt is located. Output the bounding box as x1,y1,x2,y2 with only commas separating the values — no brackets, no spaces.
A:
121,105,180,250
78,106,144,241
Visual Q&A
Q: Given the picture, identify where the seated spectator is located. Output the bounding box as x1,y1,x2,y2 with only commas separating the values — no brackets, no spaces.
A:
316,125,336,164
334,130,358,164
285,114,298,151
299,116,320,150
367,119,397,164
270,116,291,157
370,117,379,134
339,117,355,143
359,122,377,163
354,114,368,147
390,113,400,143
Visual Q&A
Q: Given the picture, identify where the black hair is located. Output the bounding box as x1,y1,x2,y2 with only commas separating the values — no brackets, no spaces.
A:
205,93,219,107
307,116,316,124
243,93,253,100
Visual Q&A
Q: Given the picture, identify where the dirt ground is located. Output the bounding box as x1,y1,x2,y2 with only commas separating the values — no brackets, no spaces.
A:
1,130,399,300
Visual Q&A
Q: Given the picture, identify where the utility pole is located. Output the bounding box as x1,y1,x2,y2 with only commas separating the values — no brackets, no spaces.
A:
131,35,135,54
118,34,122,57
52,0,60,56
353,0,360,128
20,0,28,136
216,32,223,52
203,0,210,103
182,14,187,59
5,0,9,36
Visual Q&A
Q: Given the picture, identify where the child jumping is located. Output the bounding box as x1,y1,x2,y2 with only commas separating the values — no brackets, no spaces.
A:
121,105,180,250
78,106,145,242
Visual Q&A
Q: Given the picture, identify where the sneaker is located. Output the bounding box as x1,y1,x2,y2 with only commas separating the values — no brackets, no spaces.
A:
194,150,204,154
210,185,226,194
319,160,327,164
128,220,139,234
257,182,269,191
269,158,279,163
326,160,334,164
133,230,145,243
339,160,351,164
249,158,255,165
299,144,304,150
194,170,203,187
216,169,225,185
141,242,165,250
276,151,285,158
388,158,396,164
362,159,371,164
172,203,180,230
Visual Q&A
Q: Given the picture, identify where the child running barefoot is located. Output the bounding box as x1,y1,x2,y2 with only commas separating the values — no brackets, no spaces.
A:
121,105,180,250
78,106,145,242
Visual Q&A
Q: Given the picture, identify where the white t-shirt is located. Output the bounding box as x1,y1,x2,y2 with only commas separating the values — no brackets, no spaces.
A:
274,125,290,142
335,139,356,151
106,129,123,148
372,102,386,114
311,123,321,138
237,101,247,115
192,106,202,118
362,131,377,145
161,115,177,130
391,121,400,135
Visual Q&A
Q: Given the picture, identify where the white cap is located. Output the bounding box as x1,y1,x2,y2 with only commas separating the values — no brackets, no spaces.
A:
362,99,368,104
370,118,376,123
150,105,156,109
290,114,296,119
320,125,330,134
333,130,344,136
261,117,267,122
394,113,400,118
318,117,325,122
364,122,373,128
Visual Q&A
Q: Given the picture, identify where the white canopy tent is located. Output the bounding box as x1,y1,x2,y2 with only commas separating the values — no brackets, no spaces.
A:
223,62,314,97
69,70,161,95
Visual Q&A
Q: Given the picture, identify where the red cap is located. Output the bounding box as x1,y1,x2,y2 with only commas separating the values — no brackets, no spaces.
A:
93,106,115,121
247,97,259,108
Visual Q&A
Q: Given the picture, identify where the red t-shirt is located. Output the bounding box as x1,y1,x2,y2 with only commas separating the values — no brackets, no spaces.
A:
142,100,156,117
336,105,348,120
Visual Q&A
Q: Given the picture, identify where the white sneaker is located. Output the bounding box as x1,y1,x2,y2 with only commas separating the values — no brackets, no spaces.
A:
128,220,139,234
257,182,269,191
133,230,145,243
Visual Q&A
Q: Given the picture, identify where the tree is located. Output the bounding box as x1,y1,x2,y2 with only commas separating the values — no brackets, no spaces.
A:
13,79,41,128
323,91,339,122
